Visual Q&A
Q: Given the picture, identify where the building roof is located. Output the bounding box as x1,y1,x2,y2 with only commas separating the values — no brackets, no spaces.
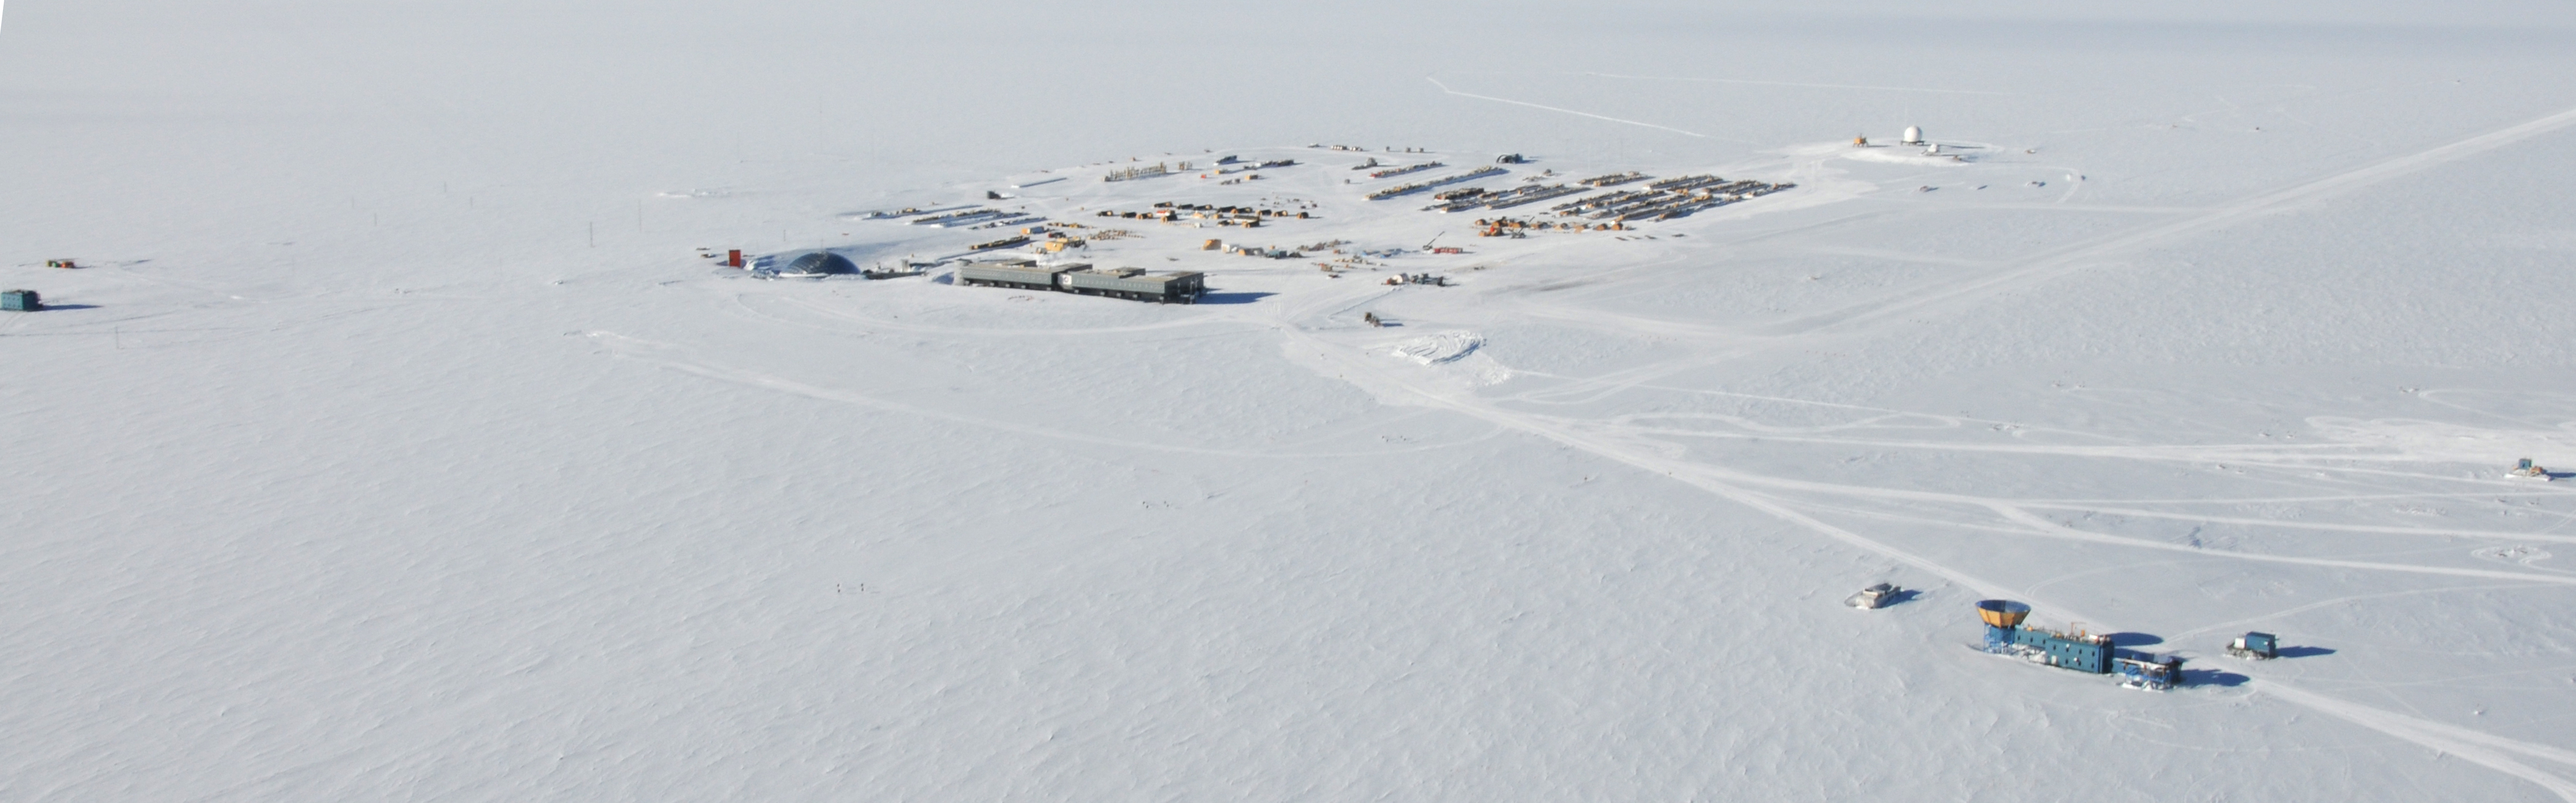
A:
779,251,856,275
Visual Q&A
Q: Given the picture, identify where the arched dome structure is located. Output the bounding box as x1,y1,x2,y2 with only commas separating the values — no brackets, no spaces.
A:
778,251,856,275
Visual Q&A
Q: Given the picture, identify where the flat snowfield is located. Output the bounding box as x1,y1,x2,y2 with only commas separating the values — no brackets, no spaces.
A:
9,2,2576,800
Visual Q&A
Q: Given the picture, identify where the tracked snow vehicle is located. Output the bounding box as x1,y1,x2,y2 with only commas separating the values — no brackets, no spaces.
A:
1845,582,1900,610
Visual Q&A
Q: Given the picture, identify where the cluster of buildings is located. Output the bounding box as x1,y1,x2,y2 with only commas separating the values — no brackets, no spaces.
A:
1366,166,1507,200
1543,174,1794,222
805,148,1811,304
857,205,1044,231
1101,162,1177,182
1349,157,1799,224
1577,171,1649,187
1421,183,1592,213
1093,201,1312,228
1474,217,1627,237
1360,161,1443,179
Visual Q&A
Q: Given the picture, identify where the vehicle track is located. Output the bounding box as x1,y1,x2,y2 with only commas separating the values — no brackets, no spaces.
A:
1498,102,2576,407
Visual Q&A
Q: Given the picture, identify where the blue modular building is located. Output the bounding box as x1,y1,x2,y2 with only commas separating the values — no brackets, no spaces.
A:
2229,631,2279,660
2117,655,2185,691
2015,626,2114,673
1977,599,2113,674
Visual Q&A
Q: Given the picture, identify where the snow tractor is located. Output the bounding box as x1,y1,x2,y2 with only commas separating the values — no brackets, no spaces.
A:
1845,582,1900,610
2227,631,2278,660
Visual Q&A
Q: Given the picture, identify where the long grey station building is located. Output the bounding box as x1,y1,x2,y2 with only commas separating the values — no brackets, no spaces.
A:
956,258,1206,304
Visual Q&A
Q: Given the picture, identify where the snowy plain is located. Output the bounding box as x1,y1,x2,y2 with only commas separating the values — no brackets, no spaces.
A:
8,1,2576,799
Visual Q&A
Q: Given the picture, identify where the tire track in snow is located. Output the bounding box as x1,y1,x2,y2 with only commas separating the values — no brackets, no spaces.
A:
585,331,1484,460
2164,582,2552,643
1289,324,2576,799
1424,77,1732,142
1299,97,2576,797
751,293,1252,338
1283,322,2028,602
2014,503,2576,547
1575,72,2014,97
1587,423,2576,533
2260,681,2576,801
1295,325,2576,599
1499,101,2576,406
1753,101,2576,340
1525,411,2576,548
1981,505,2576,584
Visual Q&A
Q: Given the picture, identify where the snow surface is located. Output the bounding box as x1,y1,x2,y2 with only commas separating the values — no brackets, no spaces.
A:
8,2,2576,800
